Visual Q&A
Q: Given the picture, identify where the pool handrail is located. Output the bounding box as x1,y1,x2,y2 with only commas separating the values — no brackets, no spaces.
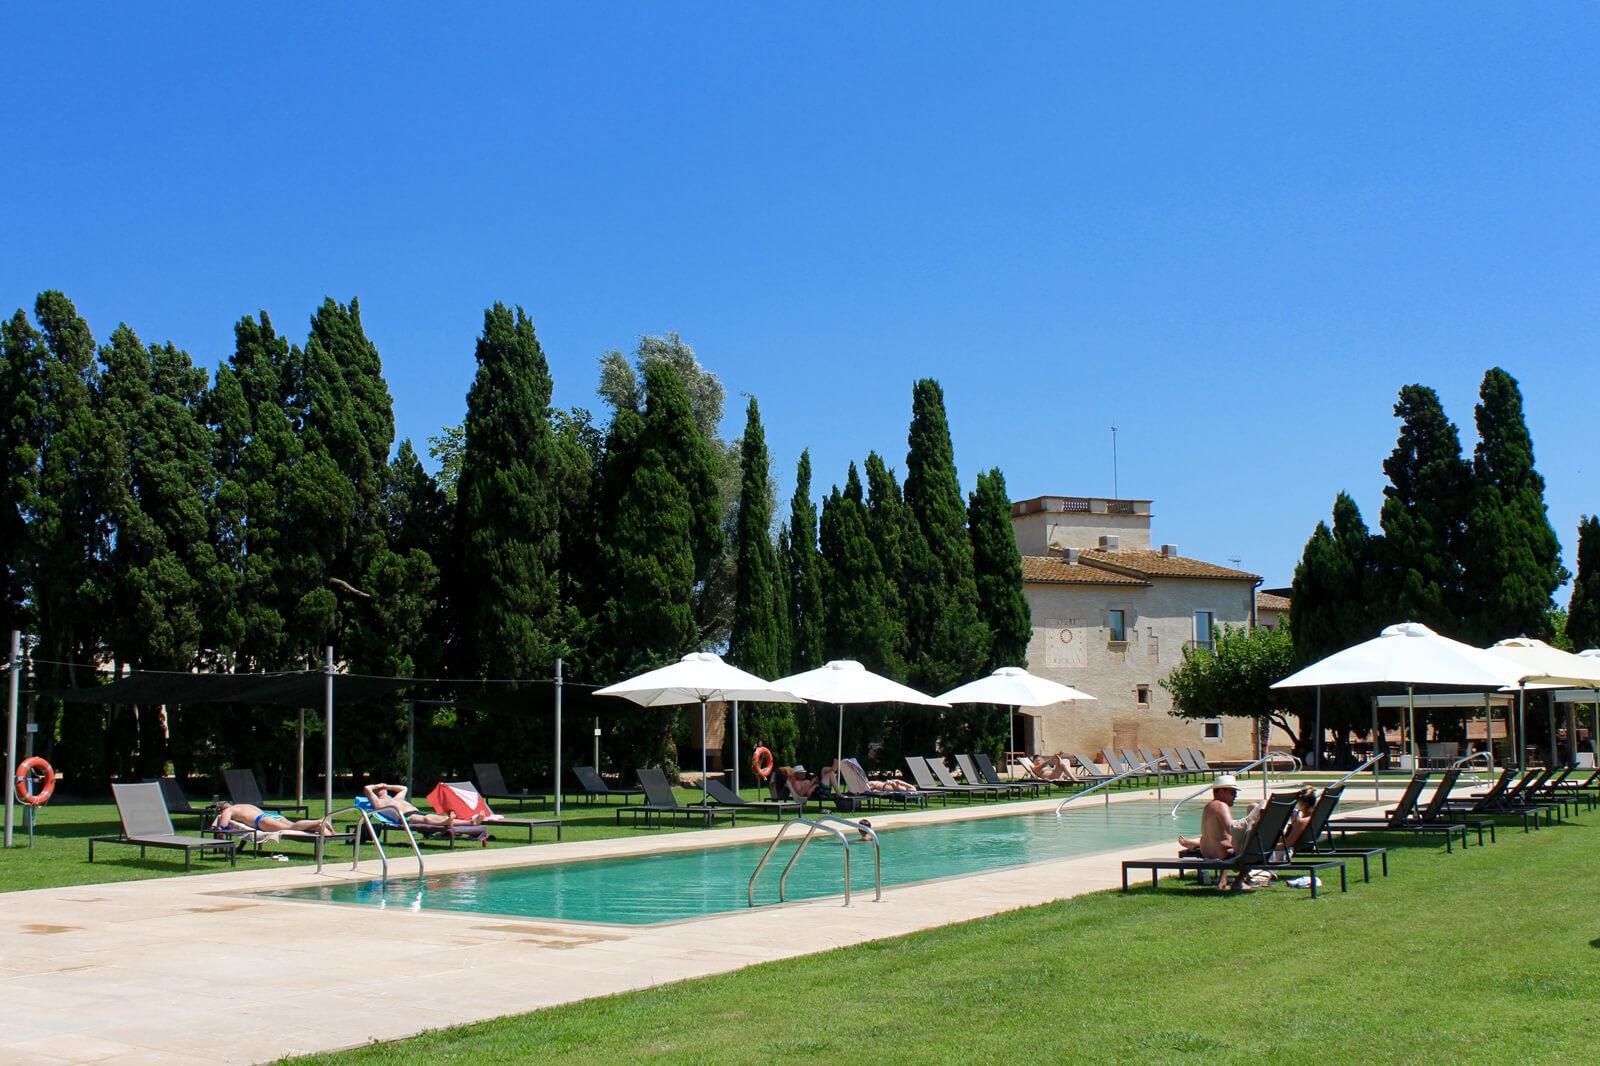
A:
1166,752,1301,817
1329,751,1388,804
1055,757,1170,815
314,804,425,881
748,815,881,908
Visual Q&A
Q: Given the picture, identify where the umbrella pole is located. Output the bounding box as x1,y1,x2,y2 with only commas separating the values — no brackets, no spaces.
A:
732,699,740,794
5,629,18,848
1483,692,1491,767
836,704,844,771
1407,685,1415,767
405,702,415,794
296,708,305,810
1313,688,1322,771
1007,705,1014,776
700,697,709,809
1547,692,1557,767
1371,697,1380,803
554,658,563,819
1517,689,1526,769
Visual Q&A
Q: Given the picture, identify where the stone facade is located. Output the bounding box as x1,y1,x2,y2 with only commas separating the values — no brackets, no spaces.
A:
1010,496,1261,763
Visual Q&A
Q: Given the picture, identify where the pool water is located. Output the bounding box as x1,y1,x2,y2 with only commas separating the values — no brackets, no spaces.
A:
263,799,1200,925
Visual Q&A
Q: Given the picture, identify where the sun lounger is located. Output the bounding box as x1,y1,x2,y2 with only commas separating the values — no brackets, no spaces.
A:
1158,748,1197,781
1122,794,1347,898
1407,767,1494,845
1527,768,1586,816
698,777,802,819
144,776,214,828
1185,747,1214,773
618,767,737,828
1285,785,1387,882
905,756,986,801
473,762,549,810
838,758,933,809
568,766,645,805
1170,748,1205,774
209,819,355,860
1138,747,1188,781
974,753,1045,796
1441,767,1545,833
442,782,562,843
925,756,1009,800
224,767,309,818
1071,754,1116,783
957,754,1039,797
1327,772,1470,852
358,797,493,849
1015,756,1082,790
89,782,240,871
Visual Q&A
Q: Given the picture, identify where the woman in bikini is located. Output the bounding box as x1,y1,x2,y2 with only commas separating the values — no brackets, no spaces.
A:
364,783,486,827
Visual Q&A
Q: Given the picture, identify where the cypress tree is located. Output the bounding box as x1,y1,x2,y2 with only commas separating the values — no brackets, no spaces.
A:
1569,517,1600,652
1460,368,1567,644
1374,385,1471,632
726,398,797,762
1291,492,1376,764
455,304,563,678
968,467,1030,672
787,451,826,672
862,452,911,676
0,310,43,637
901,379,988,716
773,523,794,676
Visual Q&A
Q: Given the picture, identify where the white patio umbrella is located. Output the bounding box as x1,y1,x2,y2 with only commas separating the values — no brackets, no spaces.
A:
771,660,949,768
1485,637,1600,766
937,667,1096,772
595,653,801,806
1272,622,1527,768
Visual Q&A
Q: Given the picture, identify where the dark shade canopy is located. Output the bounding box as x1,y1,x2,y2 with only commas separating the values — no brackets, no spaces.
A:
41,670,414,708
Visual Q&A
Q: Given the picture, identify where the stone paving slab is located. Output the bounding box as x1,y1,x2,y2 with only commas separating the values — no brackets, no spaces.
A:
0,778,1415,1064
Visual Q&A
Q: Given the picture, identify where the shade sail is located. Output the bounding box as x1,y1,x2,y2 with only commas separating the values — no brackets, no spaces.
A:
938,667,1096,707
1271,622,1526,690
595,652,800,706
1485,637,1600,689
46,670,413,707
772,660,947,706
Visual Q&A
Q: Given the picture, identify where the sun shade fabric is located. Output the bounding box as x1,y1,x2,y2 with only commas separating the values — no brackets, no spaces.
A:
1484,637,1600,689
772,659,948,706
937,666,1096,706
595,652,801,706
45,670,414,707
1271,622,1527,690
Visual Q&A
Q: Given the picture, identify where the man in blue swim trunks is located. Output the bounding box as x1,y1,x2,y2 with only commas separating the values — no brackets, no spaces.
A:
214,803,335,835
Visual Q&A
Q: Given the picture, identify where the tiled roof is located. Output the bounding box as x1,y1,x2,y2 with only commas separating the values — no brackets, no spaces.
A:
1020,555,1148,586
1257,591,1291,612
1080,549,1260,582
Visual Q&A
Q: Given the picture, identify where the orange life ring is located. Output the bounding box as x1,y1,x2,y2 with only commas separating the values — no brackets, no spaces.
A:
751,746,774,779
15,757,55,806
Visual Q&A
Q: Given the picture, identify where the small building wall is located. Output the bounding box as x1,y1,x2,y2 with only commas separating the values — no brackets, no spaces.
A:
1011,497,1153,555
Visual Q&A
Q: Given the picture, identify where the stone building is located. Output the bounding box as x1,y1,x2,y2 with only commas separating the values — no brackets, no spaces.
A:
1010,495,1262,763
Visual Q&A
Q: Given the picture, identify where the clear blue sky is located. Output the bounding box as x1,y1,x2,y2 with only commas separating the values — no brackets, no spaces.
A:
4,7,1597,589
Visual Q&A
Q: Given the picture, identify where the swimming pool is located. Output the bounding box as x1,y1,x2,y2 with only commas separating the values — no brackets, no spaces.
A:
263,799,1200,925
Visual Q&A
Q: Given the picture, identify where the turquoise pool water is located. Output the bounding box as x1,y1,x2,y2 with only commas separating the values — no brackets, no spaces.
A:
263,799,1199,925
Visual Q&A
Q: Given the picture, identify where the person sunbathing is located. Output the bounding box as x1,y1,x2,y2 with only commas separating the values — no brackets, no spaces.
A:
214,803,335,836
364,783,485,827
1027,754,1080,781
1280,788,1318,854
1176,775,1264,887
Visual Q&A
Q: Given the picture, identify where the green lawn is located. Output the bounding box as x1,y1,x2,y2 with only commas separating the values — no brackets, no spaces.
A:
283,802,1600,1065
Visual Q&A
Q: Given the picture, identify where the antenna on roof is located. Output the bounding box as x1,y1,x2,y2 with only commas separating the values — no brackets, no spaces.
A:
1110,424,1119,498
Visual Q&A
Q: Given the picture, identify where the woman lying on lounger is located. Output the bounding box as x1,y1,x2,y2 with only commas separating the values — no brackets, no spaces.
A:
213,803,336,836
364,783,486,827
1026,754,1081,782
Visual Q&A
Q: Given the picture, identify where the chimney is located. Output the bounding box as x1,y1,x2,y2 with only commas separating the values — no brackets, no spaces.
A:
1161,543,1178,557
1063,547,1081,565
1098,534,1120,550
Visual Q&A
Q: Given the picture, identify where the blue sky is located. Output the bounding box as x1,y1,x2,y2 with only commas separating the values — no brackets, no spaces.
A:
4,6,1597,588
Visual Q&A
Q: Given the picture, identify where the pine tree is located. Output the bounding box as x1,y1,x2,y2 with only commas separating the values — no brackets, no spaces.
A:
1460,368,1568,644
968,467,1030,672
786,451,826,672
455,304,563,678
901,379,989,754
726,398,797,762
1569,517,1600,652
1374,385,1471,632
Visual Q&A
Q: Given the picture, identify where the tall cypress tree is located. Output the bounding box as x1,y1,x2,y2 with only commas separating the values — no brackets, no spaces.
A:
863,452,911,676
1291,492,1375,764
1460,368,1567,644
901,379,988,707
455,304,563,678
787,451,826,672
968,467,1030,672
1569,517,1600,652
0,310,43,638
1374,384,1471,632
726,398,797,762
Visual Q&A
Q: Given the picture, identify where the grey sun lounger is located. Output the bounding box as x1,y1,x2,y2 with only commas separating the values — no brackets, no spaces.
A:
1327,772,1470,852
839,758,933,809
1184,747,1215,773
1138,748,1189,781
473,763,549,809
957,754,1040,798
925,756,1010,800
568,765,645,805
145,776,213,827
698,777,802,819
1071,754,1116,783
1158,748,1197,781
1441,767,1547,833
224,767,309,818
905,756,986,801
1122,794,1347,899
1286,785,1387,882
618,767,737,828
1405,767,1495,845
973,753,1045,797
90,782,240,871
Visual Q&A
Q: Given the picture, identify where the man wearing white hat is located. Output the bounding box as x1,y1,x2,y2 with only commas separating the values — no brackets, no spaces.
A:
1177,775,1265,875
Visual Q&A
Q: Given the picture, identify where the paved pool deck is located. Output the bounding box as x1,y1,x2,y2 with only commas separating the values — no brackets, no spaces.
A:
0,777,1407,1064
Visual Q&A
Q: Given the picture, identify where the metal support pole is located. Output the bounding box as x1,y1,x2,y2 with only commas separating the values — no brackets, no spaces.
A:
405,702,415,793
1547,692,1558,767
731,699,740,794
1484,692,1492,768
1372,697,1381,803
554,658,563,819
1516,689,1526,769
593,718,600,771
699,696,709,809
296,708,306,809
1313,688,1322,771
1407,685,1416,766
5,630,21,848
323,647,334,821
836,703,845,771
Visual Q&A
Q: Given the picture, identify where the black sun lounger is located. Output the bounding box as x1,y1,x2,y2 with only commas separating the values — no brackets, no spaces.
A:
957,754,1040,798
973,753,1045,797
145,776,213,828
224,768,309,818
1326,772,1470,852
472,763,549,810
568,766,645,805
1287,785,1388,882
1441,767,1544,833
618,767,737,828
1122,794,1347,899
90,782,240,871
698,777,802,819
839,758,933,809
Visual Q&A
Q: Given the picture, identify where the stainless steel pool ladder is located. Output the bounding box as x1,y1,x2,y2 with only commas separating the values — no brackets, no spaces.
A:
1165,752,1302,817
1055,757,1171,815
747,816,881,908
315,805,425,881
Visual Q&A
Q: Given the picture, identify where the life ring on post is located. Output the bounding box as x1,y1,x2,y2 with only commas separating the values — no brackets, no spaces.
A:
15,757,55,806
751,746,774,779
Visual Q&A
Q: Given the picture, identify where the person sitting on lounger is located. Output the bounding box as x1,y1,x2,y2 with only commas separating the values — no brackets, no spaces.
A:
364,783,484,827
776,767,819,801
839,758,917,793
1176,775,1264,862
1280,788,1319,854
1028,754,1079,781
213,803,335,836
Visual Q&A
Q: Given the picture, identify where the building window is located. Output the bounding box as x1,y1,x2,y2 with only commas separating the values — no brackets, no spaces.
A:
1201,719,1223,741
1135,684,1150,707
1192,610,1215,651
1108,609,1127,643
